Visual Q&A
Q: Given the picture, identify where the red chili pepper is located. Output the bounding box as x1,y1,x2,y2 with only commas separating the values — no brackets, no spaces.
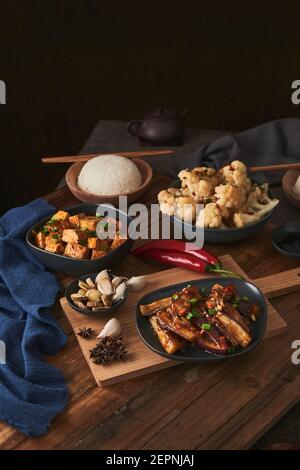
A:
131,241,242,278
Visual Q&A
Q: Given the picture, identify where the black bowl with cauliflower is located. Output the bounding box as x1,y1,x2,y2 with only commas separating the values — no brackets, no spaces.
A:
158,161,279,243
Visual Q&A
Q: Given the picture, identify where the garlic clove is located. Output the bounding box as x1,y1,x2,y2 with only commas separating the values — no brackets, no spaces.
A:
112,282,127,303
112,276,127,289
97,278,114,296
97,317,122,339
127,275,147,292
95,270,110,285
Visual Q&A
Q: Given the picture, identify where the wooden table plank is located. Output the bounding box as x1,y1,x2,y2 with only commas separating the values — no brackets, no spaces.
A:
1,175,300,450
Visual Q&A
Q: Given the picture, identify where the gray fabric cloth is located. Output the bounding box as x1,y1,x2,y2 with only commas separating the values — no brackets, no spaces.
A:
73,119,300,448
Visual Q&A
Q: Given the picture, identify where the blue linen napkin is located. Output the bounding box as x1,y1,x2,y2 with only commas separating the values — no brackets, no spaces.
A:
0,198,68,437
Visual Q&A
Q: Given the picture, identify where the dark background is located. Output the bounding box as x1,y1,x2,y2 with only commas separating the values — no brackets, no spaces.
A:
1,0,300,211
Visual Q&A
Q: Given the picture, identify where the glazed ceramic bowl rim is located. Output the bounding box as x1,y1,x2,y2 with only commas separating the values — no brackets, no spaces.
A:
25,203,133,264
65,271,128,315
170,179,276,234
272,222,300,258
66,158,153,199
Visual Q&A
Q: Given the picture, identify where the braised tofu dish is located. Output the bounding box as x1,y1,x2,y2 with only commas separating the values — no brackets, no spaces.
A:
32,210,126,260
140,282,260,356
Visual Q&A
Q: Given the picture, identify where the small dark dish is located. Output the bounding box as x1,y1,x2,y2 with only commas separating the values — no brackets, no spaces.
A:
65,272,128,315
170,180,277,243
272,223,300,259
26,203,134,275
136,277,267,363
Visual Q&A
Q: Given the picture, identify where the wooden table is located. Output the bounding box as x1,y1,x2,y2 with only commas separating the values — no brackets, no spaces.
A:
1,175,300,450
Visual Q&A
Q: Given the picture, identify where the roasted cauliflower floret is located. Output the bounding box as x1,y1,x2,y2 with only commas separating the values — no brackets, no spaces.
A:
215,183,247,209
233,212,260,228
174,195,196,223
196,203,223,228
158,188,181,216
234,199,279,228
219,160,251,193
158,189,196,223
244,183,270,210
178,167,219,202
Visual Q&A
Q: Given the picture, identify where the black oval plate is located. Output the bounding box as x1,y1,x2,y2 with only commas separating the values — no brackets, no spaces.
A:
136,277,267,362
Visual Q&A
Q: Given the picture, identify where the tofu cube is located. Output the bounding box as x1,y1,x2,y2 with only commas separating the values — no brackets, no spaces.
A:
45,240,65,254
69,213,85,228
91,249,106,259
111,235,126,250
79,216,99,232
87,237,103,250
64,242,90,259
35,232,46,249
62,229,87,244
51,210,69,222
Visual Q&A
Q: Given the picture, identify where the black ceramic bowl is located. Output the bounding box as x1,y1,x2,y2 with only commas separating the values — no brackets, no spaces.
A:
136,277,267,363
65,272,128,315
170,180,277,243
26,203,134,275
272,223,300,259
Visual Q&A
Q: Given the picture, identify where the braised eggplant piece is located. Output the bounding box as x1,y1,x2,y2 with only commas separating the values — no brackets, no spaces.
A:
150,315,186,354
140,297,171,316
157,310,200,342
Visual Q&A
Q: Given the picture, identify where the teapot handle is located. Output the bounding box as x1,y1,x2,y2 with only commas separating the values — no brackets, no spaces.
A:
127,120,141,137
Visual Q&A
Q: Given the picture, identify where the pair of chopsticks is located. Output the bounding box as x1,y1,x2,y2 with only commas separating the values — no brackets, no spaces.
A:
41,152,300,173
41,149,174,164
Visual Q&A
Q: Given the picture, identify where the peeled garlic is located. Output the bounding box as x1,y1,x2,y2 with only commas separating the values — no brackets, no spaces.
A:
112,282,127,302
95,270,110,284
127,276,147,292
97,318,122,339
112,276,127,289
97,277,114,296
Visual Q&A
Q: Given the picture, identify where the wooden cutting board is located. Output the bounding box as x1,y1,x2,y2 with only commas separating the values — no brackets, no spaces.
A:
61,254,294,387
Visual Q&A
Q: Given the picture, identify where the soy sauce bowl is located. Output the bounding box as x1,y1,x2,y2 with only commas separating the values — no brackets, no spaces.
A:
272,223,300,259
65,272,128,315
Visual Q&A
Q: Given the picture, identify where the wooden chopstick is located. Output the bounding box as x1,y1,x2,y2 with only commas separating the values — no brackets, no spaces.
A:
41,149,174,164
249,162,300,172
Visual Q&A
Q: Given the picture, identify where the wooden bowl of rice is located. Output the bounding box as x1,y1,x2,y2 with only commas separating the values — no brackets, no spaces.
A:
66,155,153,206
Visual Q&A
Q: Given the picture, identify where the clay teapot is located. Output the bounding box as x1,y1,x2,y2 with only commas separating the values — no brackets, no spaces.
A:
127,107,187,145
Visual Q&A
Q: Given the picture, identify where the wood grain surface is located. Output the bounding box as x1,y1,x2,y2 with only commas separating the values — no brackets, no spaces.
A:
61,256,287,387
1,176,300,450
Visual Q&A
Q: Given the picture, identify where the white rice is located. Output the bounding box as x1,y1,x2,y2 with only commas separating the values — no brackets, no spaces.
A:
78,154,142,195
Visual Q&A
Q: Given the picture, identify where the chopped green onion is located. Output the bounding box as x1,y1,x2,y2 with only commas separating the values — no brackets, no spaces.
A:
189,298,198,304
172,294,179,300
227,347,236,354
186,284,192,289
200,287,206,294
207,308,216,315
242,296,249,302
186,310,200,320
201,323,211,330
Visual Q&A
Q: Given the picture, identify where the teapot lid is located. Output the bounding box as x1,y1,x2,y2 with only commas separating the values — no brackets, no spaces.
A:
148,107,179,121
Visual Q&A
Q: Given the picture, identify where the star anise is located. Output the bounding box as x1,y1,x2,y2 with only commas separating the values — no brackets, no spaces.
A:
77,327,94,339
89,336,127,365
